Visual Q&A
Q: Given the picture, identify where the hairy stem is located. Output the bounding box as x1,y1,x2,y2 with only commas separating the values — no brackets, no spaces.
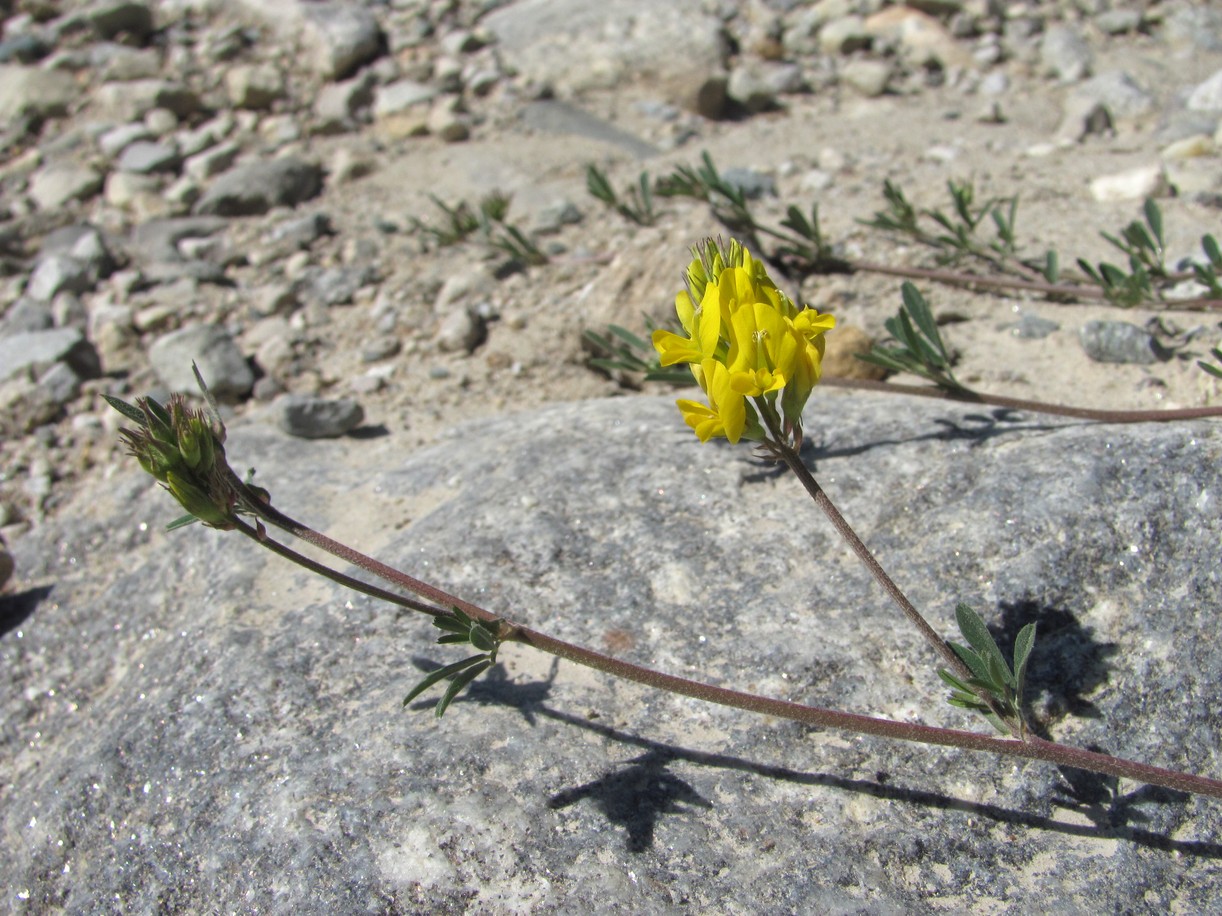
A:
822,377,1222,423
229,490,1222,800
848,260,1222,311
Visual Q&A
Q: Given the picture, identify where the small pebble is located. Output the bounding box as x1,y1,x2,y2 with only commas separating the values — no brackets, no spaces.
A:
276,395,365,438
1079,320,1160,365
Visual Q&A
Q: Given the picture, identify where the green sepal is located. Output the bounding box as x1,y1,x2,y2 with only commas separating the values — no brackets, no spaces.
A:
102,394,147,425
143,397,175,443
179,422,203,469
165,471,232,528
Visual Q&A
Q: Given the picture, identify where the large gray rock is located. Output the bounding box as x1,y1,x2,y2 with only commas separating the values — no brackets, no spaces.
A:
3,394,1221,910
484,0,727,110
193,157,322,217
90,78,201,121
227,0,383,80
1068,70,1154,122
0,64,77,124
0,327,101,383
27,162,104,211
147,323,253,399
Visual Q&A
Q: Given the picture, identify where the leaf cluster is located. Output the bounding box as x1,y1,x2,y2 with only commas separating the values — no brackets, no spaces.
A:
855,282,963,391
586,165,657,226
654,151,759,235
1200,344,1222,380
938,604,1035,736
409,192,546,267
582,322,692,384
588,151,1222,327
403,608,504,717
1190,232,1222,299
1077,199,1166,307
862,180,1033,277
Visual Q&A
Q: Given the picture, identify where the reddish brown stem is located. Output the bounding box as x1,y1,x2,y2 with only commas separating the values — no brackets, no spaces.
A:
230,483,1222,801
822,376,1222,423
850,260,1222,311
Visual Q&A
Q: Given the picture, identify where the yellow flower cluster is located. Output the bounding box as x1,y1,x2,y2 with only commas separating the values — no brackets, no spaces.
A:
653,239,835,445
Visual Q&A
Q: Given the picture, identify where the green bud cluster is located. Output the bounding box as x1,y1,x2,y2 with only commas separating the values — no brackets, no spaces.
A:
106,392,239,529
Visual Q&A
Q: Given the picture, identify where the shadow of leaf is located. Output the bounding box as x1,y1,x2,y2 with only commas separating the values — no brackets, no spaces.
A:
547,749,713,853
0,584,53,639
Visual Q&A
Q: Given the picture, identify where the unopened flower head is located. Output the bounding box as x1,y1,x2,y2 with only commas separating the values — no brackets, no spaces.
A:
654,238,834,446
109,392,244,529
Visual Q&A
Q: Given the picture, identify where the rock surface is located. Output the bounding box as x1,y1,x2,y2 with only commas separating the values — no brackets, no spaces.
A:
2,0,1222,906
3,393,1220,910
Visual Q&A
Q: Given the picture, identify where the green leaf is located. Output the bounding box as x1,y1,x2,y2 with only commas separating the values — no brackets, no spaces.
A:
468,622,499,653
1043,249,1059,283
402,654,485,707
982,711,1010,734
937,669,974,694
1099,262,1128,288
434,660,491,717
984,650,1012,692
927,209,957,235
853,350,912,375
1199,347,1222,379
954,603,1011,685
608,325,650,350
433,610,471,634
1013,623,1036,689
1144,198,1164,248
901,283,948,364
949,641,994,688
894,310,935,365
166,514,200,530
1202,234,1221,267
1013,622,1036,710
947,694,991,711
586,165,615,204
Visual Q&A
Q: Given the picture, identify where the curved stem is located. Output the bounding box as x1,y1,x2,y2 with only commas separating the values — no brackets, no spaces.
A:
822,376,1222,423
848,260,1222,311
230,493,1222,800
231,518,448,619
775,443,965,670
753,402,976,684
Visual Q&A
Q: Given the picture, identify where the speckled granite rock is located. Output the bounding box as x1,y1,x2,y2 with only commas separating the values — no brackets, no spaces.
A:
3,393,1220,911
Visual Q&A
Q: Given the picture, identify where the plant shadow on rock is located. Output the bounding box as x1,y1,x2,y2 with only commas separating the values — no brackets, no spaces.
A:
546,749,714,854
659,410,1050,490
734,408,1065,485
811,408,1065,461
992,599,1179,829
404,657,1217,857
0,584,53,639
